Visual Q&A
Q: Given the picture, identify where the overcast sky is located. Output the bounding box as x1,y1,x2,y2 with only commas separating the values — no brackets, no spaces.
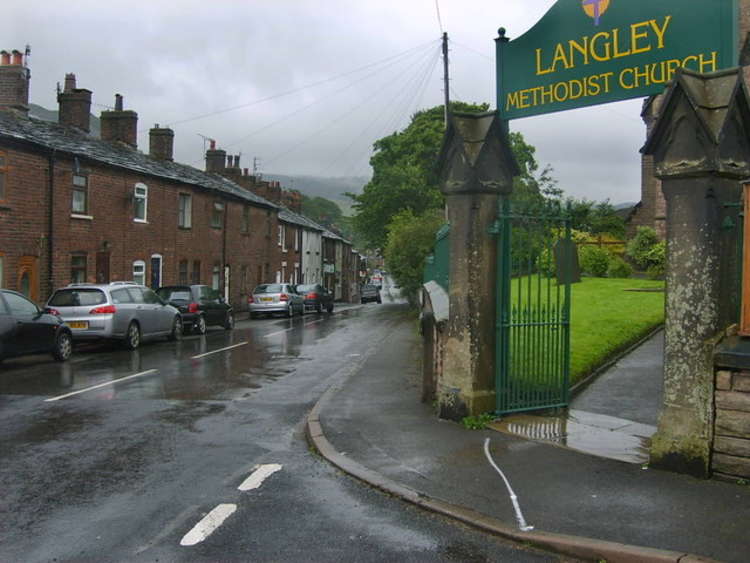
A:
4,0,645,204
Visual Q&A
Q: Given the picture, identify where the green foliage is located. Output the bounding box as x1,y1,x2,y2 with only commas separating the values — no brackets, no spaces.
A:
384,209,445,303
579,245,611,277
301,194,344,229
566,198,626,238
646,241,666,279
461,413,495,430
607,256,633,278
626,226,661,269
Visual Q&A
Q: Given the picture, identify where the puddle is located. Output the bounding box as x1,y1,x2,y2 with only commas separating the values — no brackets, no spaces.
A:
489,409,655,464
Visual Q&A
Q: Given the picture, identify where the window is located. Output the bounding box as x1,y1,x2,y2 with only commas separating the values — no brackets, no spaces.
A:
178,260,188,284
4,292,39,316
192,260,201,284
241,206,250,233
211,201,224,228
72,174,88,214
178,193,192,228
0,153,6,201
294,228,300,251
71,253,87,283
134,183,148,222
133,260,146,285
278,224,286,248
110,288,133,304
212,263,220,290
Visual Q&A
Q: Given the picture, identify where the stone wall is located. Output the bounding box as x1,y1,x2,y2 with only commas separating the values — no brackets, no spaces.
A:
713,367,750,480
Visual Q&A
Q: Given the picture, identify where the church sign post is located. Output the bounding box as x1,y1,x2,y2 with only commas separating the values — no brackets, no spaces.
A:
497,0,737,121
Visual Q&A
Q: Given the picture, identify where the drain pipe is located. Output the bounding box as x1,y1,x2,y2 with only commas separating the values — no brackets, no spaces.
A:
47,148,57,299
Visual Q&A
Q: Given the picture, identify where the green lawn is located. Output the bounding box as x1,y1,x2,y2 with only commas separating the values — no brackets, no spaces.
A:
570,277,664,383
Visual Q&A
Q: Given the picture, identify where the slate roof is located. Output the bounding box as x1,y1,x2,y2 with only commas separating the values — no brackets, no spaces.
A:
278,206,325,231
0,110,277,209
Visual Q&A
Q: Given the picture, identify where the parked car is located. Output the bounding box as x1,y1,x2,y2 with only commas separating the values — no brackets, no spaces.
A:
295,283,334,314
45,282,182,350
0,289,73,363
156,285,233,334
360,284,381,304
248,283,305,318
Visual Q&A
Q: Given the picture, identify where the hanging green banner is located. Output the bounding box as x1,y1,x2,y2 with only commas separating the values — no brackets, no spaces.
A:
497,0,737,120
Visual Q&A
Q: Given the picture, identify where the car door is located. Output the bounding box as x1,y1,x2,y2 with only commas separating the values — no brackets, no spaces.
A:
142,287,172,334
0,292,17,357
126,287,155,336
199,286,222,325
109,288,134,337
2,290,53,355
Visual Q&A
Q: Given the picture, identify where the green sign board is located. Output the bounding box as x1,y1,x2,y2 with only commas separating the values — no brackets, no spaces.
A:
497,0,737,120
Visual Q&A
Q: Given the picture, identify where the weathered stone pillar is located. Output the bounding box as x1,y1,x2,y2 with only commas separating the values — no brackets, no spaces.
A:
642,68,750,477
435,112,518,420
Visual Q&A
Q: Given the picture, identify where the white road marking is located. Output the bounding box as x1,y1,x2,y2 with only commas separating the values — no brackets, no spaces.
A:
180,503,237,546
191,341,248,359
304,319,325,327
238,463,283,491
44,369,159,402
264,328,294,338
483,438,534,532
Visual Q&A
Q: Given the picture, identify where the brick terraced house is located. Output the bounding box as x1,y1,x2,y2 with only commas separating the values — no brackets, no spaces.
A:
0,50,361,308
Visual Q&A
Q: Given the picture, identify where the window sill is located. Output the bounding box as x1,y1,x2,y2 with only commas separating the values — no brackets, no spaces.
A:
178,225,192,231
134,218,148,224
282,249,288,253
71,213,93,220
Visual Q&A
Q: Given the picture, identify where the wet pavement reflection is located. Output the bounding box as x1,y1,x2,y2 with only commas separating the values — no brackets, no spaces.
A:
490,408,655,464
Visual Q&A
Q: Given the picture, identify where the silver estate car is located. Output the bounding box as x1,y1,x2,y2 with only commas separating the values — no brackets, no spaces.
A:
248,283,305,318
45,282,182,349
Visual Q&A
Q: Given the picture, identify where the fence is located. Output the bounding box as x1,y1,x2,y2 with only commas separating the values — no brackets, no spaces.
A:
423,223,450,291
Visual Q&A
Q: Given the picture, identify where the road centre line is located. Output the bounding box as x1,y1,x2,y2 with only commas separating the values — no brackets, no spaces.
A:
238,463,283,491
44,369,159,402
180,503,237,546
191,341,248,359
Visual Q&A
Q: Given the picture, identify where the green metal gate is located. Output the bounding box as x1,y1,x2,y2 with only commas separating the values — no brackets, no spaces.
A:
495,198,572,414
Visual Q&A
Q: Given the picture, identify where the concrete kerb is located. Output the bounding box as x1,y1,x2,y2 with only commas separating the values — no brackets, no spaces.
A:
304,363,718,563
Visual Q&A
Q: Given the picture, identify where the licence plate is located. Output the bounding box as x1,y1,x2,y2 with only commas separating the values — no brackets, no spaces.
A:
68,321,89,329
260,297,273,302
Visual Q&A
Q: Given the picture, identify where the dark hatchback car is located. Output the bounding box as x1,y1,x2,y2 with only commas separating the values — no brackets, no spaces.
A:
0,289,73,363
156,285,233,334
296,283,334,313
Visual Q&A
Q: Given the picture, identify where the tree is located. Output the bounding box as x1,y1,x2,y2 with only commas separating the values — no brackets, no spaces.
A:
384,209,445,304
301,195,344,230
565,198,626,238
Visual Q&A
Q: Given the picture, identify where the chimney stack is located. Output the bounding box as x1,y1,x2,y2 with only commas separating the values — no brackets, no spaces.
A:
57,73,92,132
149,124,174,161
205,140,227,173
0,48,30,114
100,94,138,147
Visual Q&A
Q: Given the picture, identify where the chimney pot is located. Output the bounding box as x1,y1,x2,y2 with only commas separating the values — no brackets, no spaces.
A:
244,168,249,176
210,139,216,150
206,144,227,173
11,50,23,65
114,94,123,111
64,73,76,93
100,95,138,147
233,155,240,168
0,51,10,66
57,73,92,132
149,126,175,161
0,48,30,113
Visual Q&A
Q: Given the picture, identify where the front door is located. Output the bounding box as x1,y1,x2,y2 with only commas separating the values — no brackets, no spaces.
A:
150,255,162,289
17,256,39,303
96,252,110,284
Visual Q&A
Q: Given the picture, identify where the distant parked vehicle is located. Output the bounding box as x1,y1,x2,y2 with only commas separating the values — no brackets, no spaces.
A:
360,284,381,304
156,285,233,334
46,282,182,350
0,289,73,363
295,283,334,314
248,284,304,318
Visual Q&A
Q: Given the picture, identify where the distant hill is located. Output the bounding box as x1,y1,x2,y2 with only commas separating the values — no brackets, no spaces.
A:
29,103,101,137
263,173,369,214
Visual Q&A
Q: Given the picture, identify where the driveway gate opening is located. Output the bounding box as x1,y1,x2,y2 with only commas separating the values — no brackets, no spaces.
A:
495,198,572,414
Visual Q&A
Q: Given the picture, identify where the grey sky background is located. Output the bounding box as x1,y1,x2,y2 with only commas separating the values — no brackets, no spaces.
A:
4,0,644,204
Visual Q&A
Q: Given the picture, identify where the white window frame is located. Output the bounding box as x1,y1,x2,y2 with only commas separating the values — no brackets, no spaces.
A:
72,174,88,215
134,183,148,223
133,260,146,285
277,224,284,247
178,193,192,228
294,228,299,251
211,201,225,229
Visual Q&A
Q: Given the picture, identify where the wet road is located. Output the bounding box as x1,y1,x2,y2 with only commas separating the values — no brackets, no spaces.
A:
0,285,558,562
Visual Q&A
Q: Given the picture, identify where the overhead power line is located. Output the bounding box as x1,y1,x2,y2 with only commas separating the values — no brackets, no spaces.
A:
434,0,444,33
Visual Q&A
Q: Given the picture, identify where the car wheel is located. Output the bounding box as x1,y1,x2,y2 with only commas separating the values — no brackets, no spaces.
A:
377,298,382,304
169,316,183,341
194,315,207,335
287,304,294,318
124,321,141,350
326,303,334,314
52,330,73,361
224,312,234,330
360,299,365,304
316,303,322,314
249,312,258,320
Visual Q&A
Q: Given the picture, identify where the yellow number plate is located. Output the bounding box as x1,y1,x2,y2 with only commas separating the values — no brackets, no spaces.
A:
68,321,89,329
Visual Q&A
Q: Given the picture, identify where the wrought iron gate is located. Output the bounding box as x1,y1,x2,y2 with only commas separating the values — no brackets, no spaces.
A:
495,198,572,414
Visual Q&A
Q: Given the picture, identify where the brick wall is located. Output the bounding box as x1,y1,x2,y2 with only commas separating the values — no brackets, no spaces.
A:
713,368,750,479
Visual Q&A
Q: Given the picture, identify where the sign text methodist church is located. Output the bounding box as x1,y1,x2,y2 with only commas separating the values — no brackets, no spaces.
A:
497,0,737,120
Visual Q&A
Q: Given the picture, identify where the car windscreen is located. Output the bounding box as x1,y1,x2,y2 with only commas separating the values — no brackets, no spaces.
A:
48,288,106,307
157,287,192,301
296,284,316,293
253,284,283,294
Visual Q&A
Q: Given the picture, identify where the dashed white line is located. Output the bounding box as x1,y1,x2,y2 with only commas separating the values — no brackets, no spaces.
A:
304,319,325,327
180,503,237,546
44,369,159,402
264,328,294,338
191,341,248,359
238,463,283,491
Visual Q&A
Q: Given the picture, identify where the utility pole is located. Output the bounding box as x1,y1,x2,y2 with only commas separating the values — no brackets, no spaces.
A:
442,32,450,128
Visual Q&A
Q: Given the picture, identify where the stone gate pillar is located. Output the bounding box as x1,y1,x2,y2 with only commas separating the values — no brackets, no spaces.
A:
642,68,750,477
435,112,519,420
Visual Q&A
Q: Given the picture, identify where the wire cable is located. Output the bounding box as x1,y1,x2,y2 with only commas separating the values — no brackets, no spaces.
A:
451,40,493,62
435,0,444,33
165,39,440,127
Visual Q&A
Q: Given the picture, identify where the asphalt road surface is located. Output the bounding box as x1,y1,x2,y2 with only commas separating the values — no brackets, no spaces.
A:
1,284,558,562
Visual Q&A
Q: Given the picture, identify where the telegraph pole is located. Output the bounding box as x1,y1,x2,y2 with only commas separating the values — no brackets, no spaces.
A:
442,32,450,128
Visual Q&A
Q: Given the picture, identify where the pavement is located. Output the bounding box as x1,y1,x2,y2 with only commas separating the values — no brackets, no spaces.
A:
306,306,750,563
